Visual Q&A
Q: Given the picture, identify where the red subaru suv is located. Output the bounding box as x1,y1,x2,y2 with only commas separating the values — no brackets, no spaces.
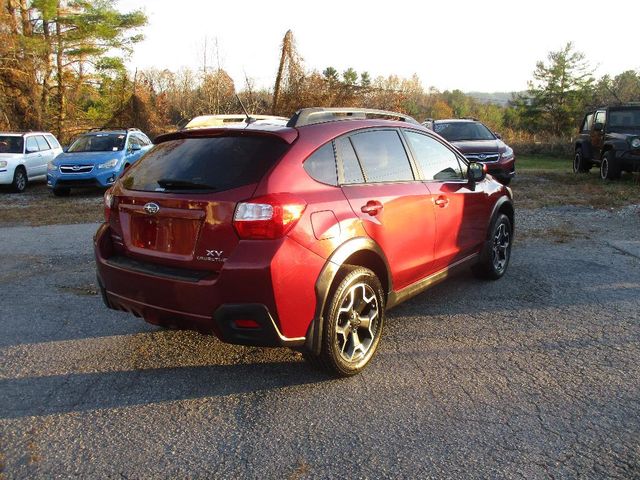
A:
95,108,514,376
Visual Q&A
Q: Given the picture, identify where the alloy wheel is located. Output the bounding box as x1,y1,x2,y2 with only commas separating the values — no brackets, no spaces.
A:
334,282,380,363
492,222,510,273
15,171,26,191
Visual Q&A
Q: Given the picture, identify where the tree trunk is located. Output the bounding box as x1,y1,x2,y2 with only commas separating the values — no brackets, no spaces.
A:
41,19,52,129
272,30,292,115
55,4,65,139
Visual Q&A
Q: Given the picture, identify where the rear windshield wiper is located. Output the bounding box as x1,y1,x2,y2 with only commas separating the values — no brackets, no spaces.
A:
157,178,216,190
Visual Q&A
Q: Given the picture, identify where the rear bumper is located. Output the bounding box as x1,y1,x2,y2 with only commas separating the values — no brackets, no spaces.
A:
94,223,321,346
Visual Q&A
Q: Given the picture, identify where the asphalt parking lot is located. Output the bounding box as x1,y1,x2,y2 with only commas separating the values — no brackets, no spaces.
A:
0,198,639,478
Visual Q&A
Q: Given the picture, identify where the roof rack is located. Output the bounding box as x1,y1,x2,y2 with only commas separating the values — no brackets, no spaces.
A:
88,127,141,132
287,108,420,128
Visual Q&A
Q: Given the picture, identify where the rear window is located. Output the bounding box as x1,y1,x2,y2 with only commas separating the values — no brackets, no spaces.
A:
0,136,23,154
122,136,289,193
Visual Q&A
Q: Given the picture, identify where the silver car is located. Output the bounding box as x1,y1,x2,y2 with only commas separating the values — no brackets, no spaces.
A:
0,131,63,192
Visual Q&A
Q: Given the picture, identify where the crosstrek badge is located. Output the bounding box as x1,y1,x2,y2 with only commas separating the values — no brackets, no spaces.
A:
196,250,226,262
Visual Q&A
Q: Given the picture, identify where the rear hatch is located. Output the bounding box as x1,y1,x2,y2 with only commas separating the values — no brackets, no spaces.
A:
109,130,294,272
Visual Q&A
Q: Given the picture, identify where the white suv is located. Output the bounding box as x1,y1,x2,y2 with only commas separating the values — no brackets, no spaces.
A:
0,132,63,192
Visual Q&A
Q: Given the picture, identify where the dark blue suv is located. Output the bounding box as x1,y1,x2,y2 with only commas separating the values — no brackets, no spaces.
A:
47,128,152,196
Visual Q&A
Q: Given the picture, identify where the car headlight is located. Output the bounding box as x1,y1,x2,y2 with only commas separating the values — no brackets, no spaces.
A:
630,138,640,149
0,160,7,169
47,161,57,171
501,147,514,160
98,159,119,169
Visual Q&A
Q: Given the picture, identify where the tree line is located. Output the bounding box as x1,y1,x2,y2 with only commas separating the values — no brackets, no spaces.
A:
1,3,639,150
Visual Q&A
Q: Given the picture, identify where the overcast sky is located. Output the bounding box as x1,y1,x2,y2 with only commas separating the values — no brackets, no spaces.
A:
117,0,639,93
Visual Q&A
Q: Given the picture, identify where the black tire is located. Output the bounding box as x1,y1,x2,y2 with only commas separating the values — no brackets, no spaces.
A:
304,266,385,377
53,187,71,197
573,149,591,173
600,151,620,180
472,213,512,280
11,166,27,193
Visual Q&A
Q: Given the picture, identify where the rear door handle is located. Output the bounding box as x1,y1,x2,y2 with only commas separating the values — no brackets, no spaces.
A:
361,200,383,216
434,196,449,208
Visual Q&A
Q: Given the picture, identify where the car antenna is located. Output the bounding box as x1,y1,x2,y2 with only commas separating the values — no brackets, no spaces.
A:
236,94,255,124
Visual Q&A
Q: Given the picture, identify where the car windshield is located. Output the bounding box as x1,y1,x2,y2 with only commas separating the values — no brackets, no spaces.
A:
608,109,640,129
434,122,496,141
68,133,126,152
0,135,24,154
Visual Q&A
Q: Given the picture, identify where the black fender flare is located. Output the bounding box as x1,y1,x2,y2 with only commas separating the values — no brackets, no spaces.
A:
487,196,514,239
304,237,391,355
575,141,591,160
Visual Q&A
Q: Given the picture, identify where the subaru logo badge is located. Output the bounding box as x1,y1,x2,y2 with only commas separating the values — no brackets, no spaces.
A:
143,202,160,215
72,165,81,171
478,154,487,160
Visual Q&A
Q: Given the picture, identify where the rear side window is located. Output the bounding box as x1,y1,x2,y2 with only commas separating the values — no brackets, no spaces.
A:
349,130,414,183
335,137,365,184
134,133,152,146
45,134,61,149
404,131,464,181
35,136,50,151
122,136,289,193
303,143,337,185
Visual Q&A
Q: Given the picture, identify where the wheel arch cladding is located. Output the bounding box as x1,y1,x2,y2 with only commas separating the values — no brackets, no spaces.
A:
488,197,514,238
304,237,392,355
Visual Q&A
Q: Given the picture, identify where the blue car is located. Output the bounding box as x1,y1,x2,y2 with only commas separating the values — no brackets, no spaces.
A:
47,128,153,196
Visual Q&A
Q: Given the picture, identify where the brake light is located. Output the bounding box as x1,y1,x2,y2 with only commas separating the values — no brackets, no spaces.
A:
104,189,114,222
233,193,307,239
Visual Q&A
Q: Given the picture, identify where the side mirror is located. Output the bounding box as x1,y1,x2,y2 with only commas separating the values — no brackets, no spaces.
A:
130,143,142,152
594,122,604,132
468,162,486,189
63,146,69,153
494,132,502,139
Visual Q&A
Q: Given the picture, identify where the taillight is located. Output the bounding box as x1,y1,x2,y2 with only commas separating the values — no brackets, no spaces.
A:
104,189,114,222
233,193,307,239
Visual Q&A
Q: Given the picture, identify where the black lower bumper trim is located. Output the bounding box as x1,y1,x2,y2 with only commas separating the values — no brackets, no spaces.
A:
214,304,303,348
53,179,104,188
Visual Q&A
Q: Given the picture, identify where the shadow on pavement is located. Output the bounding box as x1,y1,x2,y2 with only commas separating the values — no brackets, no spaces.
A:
0,361,332,420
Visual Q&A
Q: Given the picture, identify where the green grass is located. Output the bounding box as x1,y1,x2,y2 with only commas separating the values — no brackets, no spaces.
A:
512,155,640,209
517,155,571,172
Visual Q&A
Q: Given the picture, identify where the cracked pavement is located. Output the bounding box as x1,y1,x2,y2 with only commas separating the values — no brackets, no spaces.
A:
0,205,639,479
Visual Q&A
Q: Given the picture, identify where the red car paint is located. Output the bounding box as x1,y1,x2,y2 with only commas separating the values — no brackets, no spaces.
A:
95,115,513,348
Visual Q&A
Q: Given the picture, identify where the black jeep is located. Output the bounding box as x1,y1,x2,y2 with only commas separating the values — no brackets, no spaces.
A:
573,105,640,180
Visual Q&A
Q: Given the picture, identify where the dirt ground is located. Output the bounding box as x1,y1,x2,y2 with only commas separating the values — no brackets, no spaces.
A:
0,158,638,227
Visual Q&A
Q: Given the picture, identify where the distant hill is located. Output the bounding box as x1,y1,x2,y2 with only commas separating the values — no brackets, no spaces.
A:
466,91,525,106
